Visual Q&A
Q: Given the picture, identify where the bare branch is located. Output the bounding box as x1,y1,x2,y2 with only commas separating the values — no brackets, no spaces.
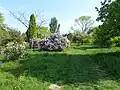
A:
8,10,28,28
17,12,29,25
74,16,94,33
8,9,48,29
34,10,49,26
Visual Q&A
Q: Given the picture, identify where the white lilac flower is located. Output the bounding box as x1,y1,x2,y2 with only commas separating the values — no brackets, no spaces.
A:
5,41,27,60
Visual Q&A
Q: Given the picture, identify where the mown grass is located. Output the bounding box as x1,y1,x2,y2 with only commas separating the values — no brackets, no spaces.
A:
0,45,120,90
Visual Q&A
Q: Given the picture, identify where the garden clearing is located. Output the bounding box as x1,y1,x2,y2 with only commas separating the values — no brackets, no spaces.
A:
0,45,120,90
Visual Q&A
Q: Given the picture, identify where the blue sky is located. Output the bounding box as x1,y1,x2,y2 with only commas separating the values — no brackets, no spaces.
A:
0,0,103,34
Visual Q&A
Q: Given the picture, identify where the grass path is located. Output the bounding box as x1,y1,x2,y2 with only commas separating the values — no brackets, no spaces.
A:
0,45,120,90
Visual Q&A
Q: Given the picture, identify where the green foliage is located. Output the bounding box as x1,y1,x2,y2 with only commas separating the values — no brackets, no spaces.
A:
95,0,120,47
26,14,37,41
0,26,9,46
36,26,51,39
0,13,9,48
95,0,112,22
1,28,24,47
70,16,94,45
21,33,28,42
0,12,25,50
67,33,73,42
74,16,94,33
110,36,120,47
83,34,93,44
0,13,4,24
72,31,84,44
49,17,58,33
90,27,103,45
8,28,24,42
67,30,93,45
56,24,60,33
0,24,24,51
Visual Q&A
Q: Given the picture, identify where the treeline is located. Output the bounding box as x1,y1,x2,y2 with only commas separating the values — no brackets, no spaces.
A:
1,0,120,49
0,12,61,48
0,14,24,50
94,0,120,47
67,0,120,47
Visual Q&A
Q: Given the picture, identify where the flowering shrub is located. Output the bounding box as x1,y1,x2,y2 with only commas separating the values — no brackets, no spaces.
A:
5,42,28,60
29,33,70,51
39,33,70,51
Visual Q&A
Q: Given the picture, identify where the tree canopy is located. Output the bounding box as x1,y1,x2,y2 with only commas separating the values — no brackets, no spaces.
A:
36,26,51,39
74,16,94,33
95,0,120,46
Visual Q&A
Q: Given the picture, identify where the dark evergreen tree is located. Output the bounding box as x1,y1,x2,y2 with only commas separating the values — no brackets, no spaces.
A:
49,17,58,33
26,14,36,42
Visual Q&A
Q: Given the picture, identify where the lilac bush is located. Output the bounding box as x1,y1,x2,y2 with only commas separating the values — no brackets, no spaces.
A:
30,33,70,51
5,42,28,60
38,33,69,51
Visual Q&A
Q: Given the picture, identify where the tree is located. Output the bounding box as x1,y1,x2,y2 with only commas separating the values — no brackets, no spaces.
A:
0,14,9,47
49,17,58,33
0,25,24,47
0,13,4,24
89,26,101,44
74,16,94,33
67,33,73,42
0,12,25,50
36,26,51,39
56,24,60,33
0,26,9,47
26,14,36,41
22,33,27,42
67,30,91,45
95,0,112,23
95,0,120,46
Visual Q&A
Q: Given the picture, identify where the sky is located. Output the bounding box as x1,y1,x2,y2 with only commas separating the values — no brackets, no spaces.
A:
0,0,104,34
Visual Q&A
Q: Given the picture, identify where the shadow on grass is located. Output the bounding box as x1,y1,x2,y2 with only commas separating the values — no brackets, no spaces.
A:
72,44,106,50
3,51,120,85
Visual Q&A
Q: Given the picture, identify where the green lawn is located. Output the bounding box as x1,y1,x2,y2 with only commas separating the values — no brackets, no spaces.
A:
0,45,120,90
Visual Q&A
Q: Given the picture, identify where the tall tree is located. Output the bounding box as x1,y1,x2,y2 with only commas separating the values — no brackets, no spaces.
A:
49,17,58,33
95,0,112,23
0,13,4,24
56,24,60,33
0,13,8,47
74,16,94,33
26,14,36,41
36,26,51,39
95,0,120,46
